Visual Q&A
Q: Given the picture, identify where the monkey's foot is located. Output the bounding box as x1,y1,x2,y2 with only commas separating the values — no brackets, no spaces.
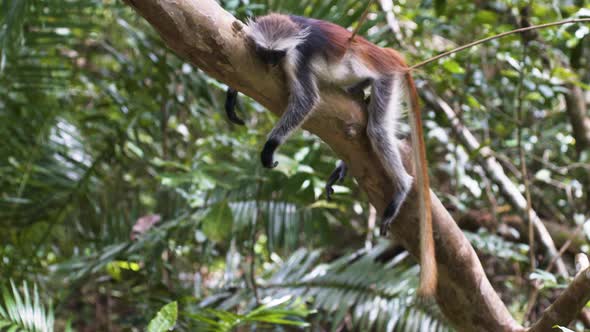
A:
261,139,279,168
379,195,405,236
325,161,347,201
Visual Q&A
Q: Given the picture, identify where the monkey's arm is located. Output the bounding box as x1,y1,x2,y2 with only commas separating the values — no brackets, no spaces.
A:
261,65,319,168
325,161,347,201
224,87,245,125
228,85,347,198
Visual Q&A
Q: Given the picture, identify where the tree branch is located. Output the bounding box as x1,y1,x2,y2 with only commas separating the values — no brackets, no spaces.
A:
410,18,590,70
528,254,590,332
122,1,525,330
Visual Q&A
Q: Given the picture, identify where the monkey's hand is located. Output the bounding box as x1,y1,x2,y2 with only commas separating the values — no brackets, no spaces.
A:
325,161,347,201
261,139,279,168
225,88,245,125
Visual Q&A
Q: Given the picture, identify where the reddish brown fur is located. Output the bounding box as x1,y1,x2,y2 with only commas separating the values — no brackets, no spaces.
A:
315,20,407,72
314,20,349,60
317,17,436,296
406,72,437,297
352,38,408,73
252,13,436,295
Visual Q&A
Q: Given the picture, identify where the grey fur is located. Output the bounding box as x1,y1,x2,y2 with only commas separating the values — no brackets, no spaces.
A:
249,15,413,234
267,71,319,143
367,75,412,233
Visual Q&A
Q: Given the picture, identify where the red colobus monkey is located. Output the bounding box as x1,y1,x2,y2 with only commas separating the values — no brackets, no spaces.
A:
226,14,436,295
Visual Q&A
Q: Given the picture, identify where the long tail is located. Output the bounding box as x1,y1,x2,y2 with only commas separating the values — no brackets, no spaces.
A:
225,87,245,126
405,73,437,297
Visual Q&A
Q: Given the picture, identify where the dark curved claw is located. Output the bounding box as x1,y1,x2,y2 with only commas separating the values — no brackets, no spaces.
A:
325,161,347,201
225,87,245,125
379,215,394,237
261,139,279,168
379,189,408,236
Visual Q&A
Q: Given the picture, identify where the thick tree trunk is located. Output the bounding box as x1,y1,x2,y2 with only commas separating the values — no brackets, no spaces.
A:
121,1,589,331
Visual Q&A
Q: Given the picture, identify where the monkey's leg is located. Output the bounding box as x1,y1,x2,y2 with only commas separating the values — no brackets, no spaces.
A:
325,161,347,201
366,75,413,236
225,87,245,125
261,68,319,168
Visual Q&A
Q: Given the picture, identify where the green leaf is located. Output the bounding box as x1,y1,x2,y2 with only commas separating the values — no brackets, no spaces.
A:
442,60,465,74
474,10,498,24
0,281,54,332
434,0,446,16
147,301,178,332
529,269,566,290
201,201,234,242
124,141,144,158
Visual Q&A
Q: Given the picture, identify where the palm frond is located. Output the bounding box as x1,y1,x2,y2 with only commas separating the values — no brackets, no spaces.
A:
200,243,452,332
0,0,29,70
464,230,529,263
0,281,54,332
187,297,311,332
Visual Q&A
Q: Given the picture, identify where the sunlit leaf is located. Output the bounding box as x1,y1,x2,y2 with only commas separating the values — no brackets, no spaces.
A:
147,301,178,332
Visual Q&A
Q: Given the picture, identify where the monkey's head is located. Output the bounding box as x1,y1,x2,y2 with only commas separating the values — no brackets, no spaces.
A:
247,14,309,66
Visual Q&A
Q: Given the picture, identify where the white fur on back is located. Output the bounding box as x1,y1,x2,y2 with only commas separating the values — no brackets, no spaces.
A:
311,52,377,86
386,74,408,136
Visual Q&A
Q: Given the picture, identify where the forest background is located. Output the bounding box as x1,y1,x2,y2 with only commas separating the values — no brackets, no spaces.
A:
1,0,590,331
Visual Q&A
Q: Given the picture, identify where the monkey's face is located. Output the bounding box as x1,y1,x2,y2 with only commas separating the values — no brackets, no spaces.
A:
254,44,286,67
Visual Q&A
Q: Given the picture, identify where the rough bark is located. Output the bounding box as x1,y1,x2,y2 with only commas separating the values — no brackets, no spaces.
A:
121,1,590,331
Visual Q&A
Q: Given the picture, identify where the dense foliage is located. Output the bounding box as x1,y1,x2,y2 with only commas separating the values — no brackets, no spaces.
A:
1,0,589,331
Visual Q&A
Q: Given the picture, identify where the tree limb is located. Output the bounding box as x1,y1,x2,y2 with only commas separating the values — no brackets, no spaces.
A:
122,1,525,330
528,254,590,332
410,18,590,70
